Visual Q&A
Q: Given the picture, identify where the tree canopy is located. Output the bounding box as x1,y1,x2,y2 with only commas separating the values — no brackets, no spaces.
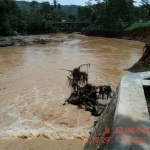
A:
0,0,150,36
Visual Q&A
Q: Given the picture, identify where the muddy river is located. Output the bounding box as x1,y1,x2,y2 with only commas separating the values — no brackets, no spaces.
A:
0,33,144,150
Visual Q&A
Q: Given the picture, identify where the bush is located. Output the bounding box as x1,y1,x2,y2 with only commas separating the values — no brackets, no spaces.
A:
45,22,59,33
0,20,16,36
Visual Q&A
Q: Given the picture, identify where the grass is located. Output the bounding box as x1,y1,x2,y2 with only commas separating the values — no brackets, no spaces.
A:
125,22,150,31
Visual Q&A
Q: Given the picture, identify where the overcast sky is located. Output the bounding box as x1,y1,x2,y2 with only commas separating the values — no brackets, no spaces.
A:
17,0,142,6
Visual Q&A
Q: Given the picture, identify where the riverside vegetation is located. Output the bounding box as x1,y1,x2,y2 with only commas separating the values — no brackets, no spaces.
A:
1,0,150,37
0,0,79,36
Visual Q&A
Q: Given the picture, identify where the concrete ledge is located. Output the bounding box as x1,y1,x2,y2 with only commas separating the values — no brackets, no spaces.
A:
142,80,150,86
106,72,150,150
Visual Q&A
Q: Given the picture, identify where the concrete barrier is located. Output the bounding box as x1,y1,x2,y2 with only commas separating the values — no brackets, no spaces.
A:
106,72,150,150
84,72,150,150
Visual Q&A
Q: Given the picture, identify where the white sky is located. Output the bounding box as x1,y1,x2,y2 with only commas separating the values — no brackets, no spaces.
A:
17,0,142,6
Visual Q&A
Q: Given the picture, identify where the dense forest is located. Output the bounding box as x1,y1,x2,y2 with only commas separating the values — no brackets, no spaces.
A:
82,0,150,34
0,0,150,36
0,0,80,35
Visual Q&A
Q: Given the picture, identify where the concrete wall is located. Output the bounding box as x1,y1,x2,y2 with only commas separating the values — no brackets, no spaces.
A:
84,87,118,150
84,72,150,150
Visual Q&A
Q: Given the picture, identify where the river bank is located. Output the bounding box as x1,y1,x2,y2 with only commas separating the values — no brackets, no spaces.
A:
1,25,149,48
0,34,67,47
82,26,150,44
125,43,150,72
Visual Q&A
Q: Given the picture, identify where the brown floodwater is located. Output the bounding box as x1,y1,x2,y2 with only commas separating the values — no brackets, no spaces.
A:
0,33,143,149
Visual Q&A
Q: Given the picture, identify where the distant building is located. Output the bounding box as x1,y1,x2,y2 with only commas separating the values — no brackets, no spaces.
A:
61,20,66,23
138,18,150,22
138,19,143,23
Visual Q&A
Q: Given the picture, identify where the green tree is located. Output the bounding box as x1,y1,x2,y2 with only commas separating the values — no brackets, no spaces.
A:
40,1,52,21
30,0,38,9
78,0,135,31
53,0,57,8
0,0,20,36
68,14,76,22
141,0,150,20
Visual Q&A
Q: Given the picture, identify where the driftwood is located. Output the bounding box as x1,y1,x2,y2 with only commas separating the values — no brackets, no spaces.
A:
62,64,112,116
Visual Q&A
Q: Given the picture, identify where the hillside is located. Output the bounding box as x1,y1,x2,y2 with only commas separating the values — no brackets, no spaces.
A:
16,1,40,11
16,1,81,15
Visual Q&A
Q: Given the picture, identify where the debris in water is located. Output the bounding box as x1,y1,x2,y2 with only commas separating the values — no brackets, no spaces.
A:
62,64,112,116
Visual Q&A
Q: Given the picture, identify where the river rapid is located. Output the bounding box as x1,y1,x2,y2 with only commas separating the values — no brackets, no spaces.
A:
0,33,143,142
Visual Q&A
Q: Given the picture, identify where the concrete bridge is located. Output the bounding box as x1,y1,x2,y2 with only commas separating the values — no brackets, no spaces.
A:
51,22,90,32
